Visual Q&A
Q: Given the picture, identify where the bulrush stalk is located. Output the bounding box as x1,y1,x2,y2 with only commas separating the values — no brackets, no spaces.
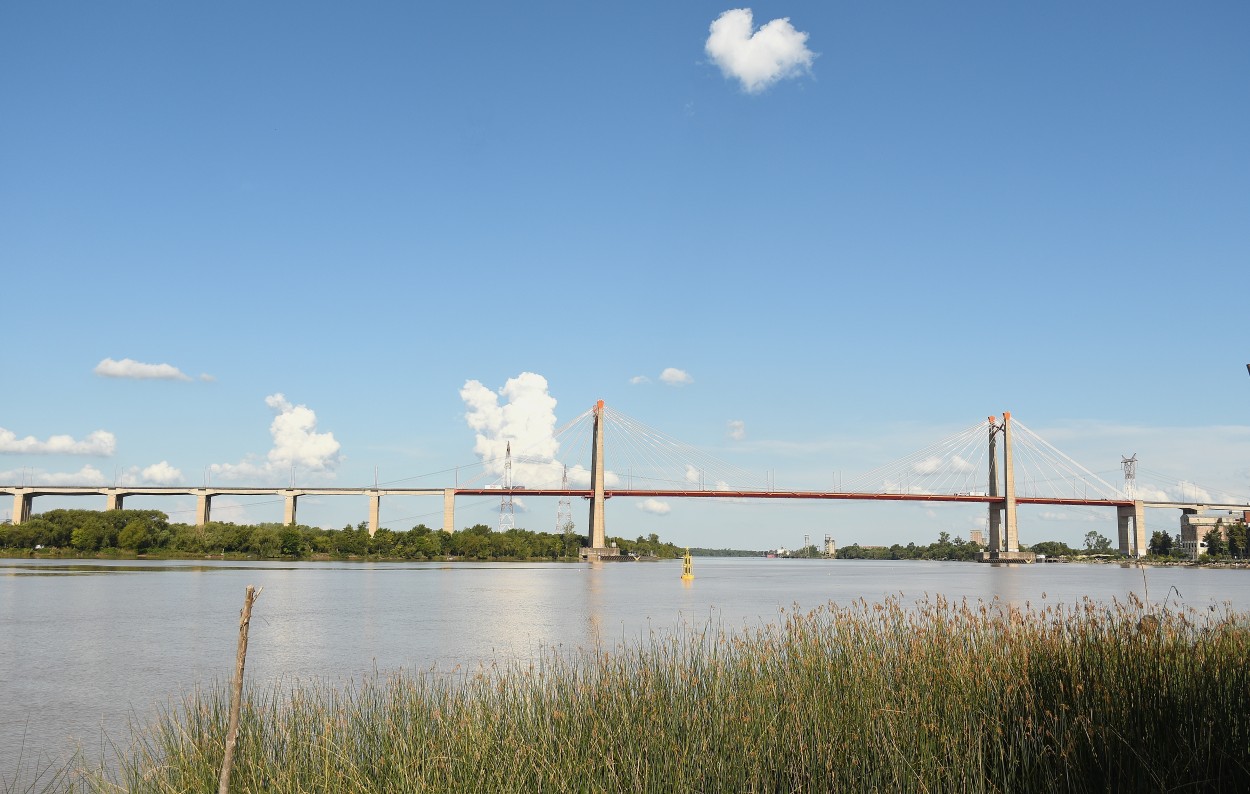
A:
78,596,1250,792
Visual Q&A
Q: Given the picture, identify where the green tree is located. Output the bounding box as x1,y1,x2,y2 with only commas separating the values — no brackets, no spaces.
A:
118,519,153,551
1204,527,1227,558
1226,522,1247,559
1083,531,1113,553
1031,540,1076,558
71,515,117,552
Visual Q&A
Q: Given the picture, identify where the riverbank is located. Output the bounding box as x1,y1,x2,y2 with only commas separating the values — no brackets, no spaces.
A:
58,596,1250,792
10,548,1249,569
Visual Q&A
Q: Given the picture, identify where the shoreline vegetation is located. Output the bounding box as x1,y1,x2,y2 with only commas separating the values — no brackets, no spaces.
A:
37,595,1250,792
0,508,682,562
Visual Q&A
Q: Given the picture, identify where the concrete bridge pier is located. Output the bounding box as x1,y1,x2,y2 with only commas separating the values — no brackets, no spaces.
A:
195,490,213,526
105,489,125,512
12,491,32,525
283,491,299,526
368,491,380,536
1117,501,1146,557
442,489,455,534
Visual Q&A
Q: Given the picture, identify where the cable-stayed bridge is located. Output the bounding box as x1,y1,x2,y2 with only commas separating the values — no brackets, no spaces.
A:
4,402,1247,560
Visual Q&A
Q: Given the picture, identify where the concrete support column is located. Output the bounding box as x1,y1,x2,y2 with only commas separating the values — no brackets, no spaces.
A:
195,490,213,527
1003,412,1019,552
368,491,380,537
12,491,32,525
1117,501,1147,557
105,489,125,512
987,417,1001,552
283,491,299,526
442,489,455,534
587,400,607,551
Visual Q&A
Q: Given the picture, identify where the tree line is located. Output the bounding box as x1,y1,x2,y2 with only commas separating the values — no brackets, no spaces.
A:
0,509,683,561
836,532,986,561
1146,521,1250,561
838,530,1124,562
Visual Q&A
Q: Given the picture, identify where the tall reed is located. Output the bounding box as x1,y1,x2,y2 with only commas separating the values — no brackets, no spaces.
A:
87,596,1250,792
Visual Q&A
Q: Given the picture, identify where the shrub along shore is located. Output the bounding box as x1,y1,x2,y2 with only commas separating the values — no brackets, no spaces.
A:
0,508,681,561
59,595,1250,793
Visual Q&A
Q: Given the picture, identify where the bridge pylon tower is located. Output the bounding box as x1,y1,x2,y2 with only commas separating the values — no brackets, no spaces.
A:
978,412,1034,564
581,400,620,561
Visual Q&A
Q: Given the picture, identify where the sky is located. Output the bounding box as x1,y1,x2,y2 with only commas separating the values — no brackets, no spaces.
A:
2,2,1248,550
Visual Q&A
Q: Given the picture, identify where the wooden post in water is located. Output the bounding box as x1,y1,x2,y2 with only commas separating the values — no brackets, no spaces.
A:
219,584,261,794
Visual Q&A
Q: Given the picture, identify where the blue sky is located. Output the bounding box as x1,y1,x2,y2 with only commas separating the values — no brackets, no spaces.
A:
3,2,1248,549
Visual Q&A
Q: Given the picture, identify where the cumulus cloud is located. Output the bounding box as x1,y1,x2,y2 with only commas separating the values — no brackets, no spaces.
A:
1038,511,1102,523
912,456,944,475
459,373,632,490
728,420,746,441
139,461,182,485
0,465,107,486
685,465,702,485
1172,481,1213,502
629,375,650,385
0,427,116,456
461,373,566,487
199,373,216,382
94,357,192,381
1131,483,1171,502
912,455,975,475
705,8,815,94
637,498,672,515
210,393,341,481
660,367,693,386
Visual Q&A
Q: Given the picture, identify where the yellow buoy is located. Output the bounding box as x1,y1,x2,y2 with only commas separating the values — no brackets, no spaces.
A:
681,548,694,581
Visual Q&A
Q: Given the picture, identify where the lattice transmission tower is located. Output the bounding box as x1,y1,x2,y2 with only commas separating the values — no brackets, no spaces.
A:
556,465,574,554
498,442,516,532
1121,454,1138,500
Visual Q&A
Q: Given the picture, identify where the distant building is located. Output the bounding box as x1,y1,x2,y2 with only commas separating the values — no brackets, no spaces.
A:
1179,509,1250,558
970,529,985,547
824,534,836,557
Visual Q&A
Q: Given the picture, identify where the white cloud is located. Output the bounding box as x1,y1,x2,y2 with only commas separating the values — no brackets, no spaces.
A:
685,464,702,485
705,8,815,94
911,454,975,476
461,373,566,488
1172,481,1213,503
728,420,746,441
140,461,182,485
210,394,342,481
199,373,216,382
1038,511,1102,523
637,498,672,515
0,465,107,486
629,375,650,385
660,367,693,386
0,427,116,456
1132,483,1171,502
94,357,191,381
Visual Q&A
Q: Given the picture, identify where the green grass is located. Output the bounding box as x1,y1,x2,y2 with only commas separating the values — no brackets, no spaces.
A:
67,595,1250,792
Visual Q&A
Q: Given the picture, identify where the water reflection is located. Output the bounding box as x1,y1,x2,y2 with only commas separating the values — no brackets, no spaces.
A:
5,556,1250,783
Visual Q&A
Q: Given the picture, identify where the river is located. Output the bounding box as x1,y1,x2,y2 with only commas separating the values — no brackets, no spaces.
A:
3,556,1249,780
